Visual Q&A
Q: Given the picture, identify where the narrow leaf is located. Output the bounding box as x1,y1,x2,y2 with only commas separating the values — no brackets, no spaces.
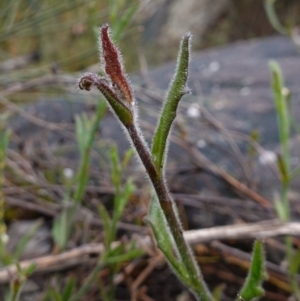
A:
238,240,267,301
121,148,134,171
62,277,76,300
110,144,121,190
148,195,190,284
24,263,37,276
105,248,144,264
50,289,62,301
269,61,291,174
98,204,112,248
151,33,192,173
113,181,134,222
264,0,288,35
113,3,138,41
276,153,289,184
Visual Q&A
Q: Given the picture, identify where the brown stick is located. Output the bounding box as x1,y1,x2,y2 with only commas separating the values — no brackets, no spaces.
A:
1,220,300,284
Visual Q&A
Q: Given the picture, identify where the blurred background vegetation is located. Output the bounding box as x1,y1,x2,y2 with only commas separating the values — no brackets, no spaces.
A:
0,0,300,76
0,1,300,300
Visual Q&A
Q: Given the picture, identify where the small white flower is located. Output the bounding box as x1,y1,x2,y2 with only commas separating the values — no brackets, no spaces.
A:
186,104,201,118
258,150,276,165
197,140,206,149
209,61,220,72
1,233,9,245
63,168,74,179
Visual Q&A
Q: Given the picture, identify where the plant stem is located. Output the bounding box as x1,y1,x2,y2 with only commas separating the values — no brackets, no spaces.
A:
127,123,213,301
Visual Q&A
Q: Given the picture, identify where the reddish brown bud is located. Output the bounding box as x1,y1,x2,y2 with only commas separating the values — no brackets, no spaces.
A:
78,73,96,91
100,25,133,104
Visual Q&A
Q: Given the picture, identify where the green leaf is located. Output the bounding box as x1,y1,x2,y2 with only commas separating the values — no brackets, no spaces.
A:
75,115,85,155
73,99,106,204
277,153,289,184
113,2,138,41
52,205,74,250
105,248,144,265
97,204,112,247
113,180,134,223
273,193,286,221
110,144,121,190
121,148,134,172
50,288,62,301
148,195,190,285
151,32,192,173
106,242,126,258
62,277,76,301
290,250,300,276
24,263,37,277
212,284,225,301
264,0,288,35
238,240,267,301
269,61,291,176
97,80,133,126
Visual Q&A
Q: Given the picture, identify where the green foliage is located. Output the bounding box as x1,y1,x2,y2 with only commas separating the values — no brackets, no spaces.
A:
52,98,106,251
149,34,213,301
264,0,300,55
264,0,289,35
269,62,290,173
0,0,139,72
269,61,291,221
148,195,190,284
108,0,138,41
2,4,139,300
0,128,10,264
69,146,142,301
6,262,37,301
269,60,300,300
99,145,135,248
238,241,267,301
41,277,76,301
78,23,271,301
53,160,139,301
74,100,107,203
151,33,191,173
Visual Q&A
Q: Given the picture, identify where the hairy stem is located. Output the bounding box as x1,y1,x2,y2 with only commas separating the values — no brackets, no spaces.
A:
127,123,212,301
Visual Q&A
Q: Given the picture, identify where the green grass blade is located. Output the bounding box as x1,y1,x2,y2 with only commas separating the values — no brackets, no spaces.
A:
269,61,291,174
105,248,144,265
74,100,106,203
98,204,112,248
264,0,288,35
113,180,134,223
110,144,121,191
113,3,138,41
62,277,76,300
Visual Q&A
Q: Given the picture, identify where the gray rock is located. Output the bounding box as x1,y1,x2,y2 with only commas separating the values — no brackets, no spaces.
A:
6,220,52,260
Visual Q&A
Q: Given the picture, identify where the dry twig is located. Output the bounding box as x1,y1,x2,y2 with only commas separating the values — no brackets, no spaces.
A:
0,219,300,284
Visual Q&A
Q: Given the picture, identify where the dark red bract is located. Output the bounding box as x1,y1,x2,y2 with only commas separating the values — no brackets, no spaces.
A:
100,25,133,104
